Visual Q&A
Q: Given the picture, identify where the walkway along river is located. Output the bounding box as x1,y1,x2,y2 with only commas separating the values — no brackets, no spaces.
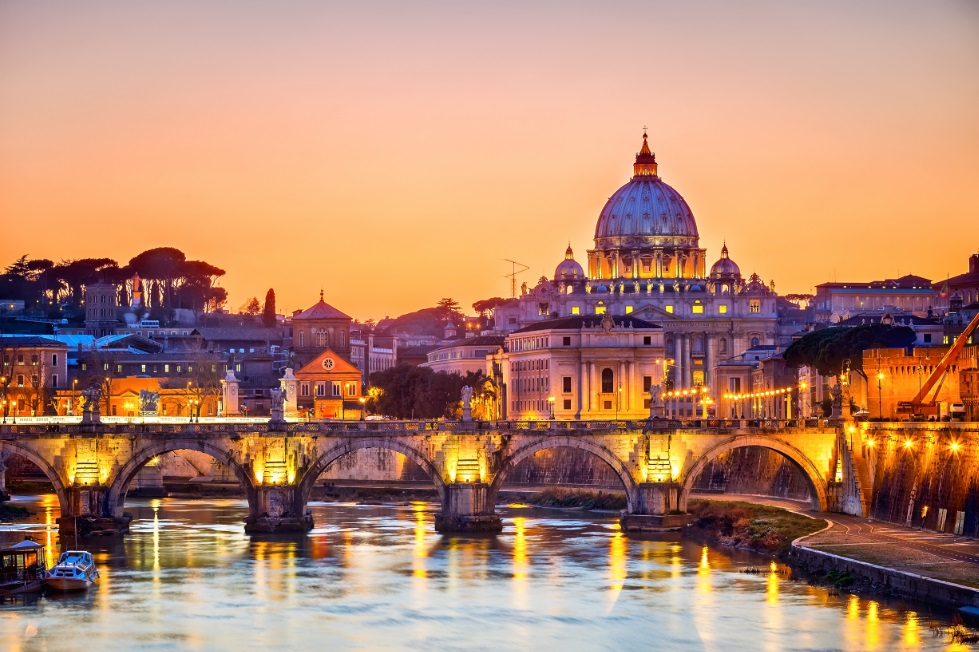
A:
0,495,971,651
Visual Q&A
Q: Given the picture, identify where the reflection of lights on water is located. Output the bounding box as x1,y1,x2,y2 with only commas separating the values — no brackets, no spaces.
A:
606,526,626,611
513,517,527,582
847,594,860,620
152,498,161,574
413,504,427,580
766,561,779,604
866,600,880,651
902,611,919,647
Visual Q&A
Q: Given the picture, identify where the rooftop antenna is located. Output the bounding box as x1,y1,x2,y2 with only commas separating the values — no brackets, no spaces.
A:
504,259,530,298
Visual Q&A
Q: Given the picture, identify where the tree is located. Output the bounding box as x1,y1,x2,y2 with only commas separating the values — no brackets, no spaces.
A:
241,297,261,315
472,297,510,318
262,289,277,327
435,298,463,324
369,365,484,419
782,324,917,376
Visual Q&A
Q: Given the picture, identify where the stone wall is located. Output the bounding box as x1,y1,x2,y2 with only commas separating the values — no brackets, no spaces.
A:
867,428,979,536
689,448,813,502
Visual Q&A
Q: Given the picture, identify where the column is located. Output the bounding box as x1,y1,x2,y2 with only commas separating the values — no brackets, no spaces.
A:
618,361,626,413
435,483,502,533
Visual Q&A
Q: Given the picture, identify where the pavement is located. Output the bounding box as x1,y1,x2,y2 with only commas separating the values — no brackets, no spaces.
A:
691,493,979,590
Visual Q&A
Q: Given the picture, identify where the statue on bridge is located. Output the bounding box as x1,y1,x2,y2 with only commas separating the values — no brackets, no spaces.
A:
139,390,160,416
269,388,285,423
648,383,663,418
81,385,102,424
461,385,473,422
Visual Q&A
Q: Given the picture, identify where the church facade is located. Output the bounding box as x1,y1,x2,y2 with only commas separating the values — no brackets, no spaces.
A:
495,133,778,399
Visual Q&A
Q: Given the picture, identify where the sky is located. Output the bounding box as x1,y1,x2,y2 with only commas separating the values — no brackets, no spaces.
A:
1,1,977,321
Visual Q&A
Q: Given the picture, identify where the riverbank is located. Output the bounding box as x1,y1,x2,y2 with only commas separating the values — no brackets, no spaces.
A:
685,498,827,559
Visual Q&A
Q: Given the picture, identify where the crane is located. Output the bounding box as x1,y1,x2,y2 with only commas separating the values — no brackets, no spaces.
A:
906,309,979,415
504,259,529,299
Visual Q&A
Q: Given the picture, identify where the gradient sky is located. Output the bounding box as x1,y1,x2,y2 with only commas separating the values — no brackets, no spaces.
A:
2,1,977,321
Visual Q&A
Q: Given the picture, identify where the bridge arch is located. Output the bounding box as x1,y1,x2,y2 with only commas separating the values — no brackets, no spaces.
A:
487,435,639,512
679,435,829,512
105,439,258,519
0,440,70,515
300,437,446,505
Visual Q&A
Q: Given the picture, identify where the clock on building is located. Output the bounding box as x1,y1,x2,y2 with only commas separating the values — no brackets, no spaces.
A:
321,357,335,370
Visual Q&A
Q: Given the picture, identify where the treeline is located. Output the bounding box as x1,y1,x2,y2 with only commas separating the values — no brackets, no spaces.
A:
0,247,226,324
369,366,495,419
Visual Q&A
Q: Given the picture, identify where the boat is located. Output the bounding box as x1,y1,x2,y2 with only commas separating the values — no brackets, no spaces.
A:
0,539,48,595
45,550,100,591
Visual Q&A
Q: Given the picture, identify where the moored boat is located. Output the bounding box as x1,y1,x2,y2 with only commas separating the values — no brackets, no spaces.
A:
45,550,100,591
0,540,48,595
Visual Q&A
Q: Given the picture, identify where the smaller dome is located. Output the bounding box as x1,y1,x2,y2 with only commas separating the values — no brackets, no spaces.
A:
555,245,585,281
710,242,741,279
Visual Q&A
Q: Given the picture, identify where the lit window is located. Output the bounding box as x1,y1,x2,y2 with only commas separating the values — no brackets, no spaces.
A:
625,305,634,314
692,303,704,314
595,305,606,315
141,364,147,373
718,305,728,314
571,306,581,315
665,305,674,314
750,300,761,313
332,382,341,396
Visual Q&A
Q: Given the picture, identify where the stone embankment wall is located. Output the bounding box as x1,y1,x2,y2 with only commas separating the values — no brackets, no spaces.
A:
866,427,979,537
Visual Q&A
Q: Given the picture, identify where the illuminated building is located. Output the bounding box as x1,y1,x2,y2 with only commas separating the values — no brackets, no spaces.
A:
294,348,363,419
422,335,505,376
291,291,353,368
496,133,778,399
499,314,665,420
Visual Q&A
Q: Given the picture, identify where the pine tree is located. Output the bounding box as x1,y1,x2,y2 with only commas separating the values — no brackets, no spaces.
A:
262,288,276,327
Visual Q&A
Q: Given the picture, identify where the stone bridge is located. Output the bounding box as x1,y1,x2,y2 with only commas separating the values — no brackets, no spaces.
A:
0,418,865,535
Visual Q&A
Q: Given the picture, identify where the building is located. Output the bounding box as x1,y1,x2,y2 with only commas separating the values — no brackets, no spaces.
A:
294,348,363,419
813,275,938,324
291,291,353,368
495,133,779,399
939,249,979,307
0,336,69,417
499,314,665,420
422,335,505,376
84,282,119,337
350,329,398,377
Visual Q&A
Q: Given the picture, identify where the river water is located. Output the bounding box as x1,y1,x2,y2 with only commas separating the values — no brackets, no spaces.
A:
0,495,968,651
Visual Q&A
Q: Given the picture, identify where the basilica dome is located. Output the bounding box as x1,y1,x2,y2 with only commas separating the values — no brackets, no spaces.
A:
710,242,741,279
593,133,699,249
555,245,585,281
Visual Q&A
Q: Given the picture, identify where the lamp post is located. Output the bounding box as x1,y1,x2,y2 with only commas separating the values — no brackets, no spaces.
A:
548,395,555,420
10,399,16,424
359,396,366,421
1,399,6,424
71,378,78,416
877,371,884,421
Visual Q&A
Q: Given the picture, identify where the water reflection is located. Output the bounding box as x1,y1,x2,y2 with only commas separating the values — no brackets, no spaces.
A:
0,496,967,651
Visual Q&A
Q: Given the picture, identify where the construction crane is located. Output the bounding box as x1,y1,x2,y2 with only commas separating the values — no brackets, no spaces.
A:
504,259,529,299
906,309,979,416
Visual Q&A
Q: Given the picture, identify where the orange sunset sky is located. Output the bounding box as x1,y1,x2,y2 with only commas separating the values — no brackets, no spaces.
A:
1,1,977,321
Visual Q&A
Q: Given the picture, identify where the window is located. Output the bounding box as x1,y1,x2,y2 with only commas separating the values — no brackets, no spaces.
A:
316,383,326,397
643,336,651,346
17,354,24,364
301,383,310,397
571,306,581,315
31,354,38,365
719,338,728,354
538,303,549,316
81,363,87,371
52,354,58,366
164,364,170,373
52,374,58,388
16,375,24,386
718,305,728,314
693,370,705,386
563,336,571,346
665,305,674,314
595,305,606,315
923,334,932,343
563,376,572,393
729,378,741,392
643,376,652,391
563,399,572,410
601,368,614,393
346,383,356,396
750,299,761,313
332,382,341,397
299,331,305,347
625,305,633,314
692,303,704,314
751,337,760,348
141,364,147,373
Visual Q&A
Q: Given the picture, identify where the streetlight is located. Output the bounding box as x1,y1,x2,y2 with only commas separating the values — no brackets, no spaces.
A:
1,398,6,424
359,396,366,421
10,399,16,423
71,378,78,416
189,399,198,422
548,395,555,420
877,371,884,421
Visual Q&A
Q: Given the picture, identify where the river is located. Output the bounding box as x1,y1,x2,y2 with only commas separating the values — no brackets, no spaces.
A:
0,495,968,651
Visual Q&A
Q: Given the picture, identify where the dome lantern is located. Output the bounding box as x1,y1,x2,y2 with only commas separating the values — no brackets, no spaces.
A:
633,131,658,177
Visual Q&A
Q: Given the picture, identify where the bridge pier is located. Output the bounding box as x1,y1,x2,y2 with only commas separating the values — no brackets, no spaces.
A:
244,486,313,534
57,487,132,537
620,482,692,532
434,483,502,533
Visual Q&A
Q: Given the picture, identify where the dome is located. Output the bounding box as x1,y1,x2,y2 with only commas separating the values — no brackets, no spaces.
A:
593,133,698,248
710,242,741,279
555,245,585,281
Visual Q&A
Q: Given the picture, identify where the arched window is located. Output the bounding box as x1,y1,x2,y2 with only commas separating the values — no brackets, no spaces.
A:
298,331,305,347
316,329,329,348
601,368,614,393
751,337,760,348
340,330,347,347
